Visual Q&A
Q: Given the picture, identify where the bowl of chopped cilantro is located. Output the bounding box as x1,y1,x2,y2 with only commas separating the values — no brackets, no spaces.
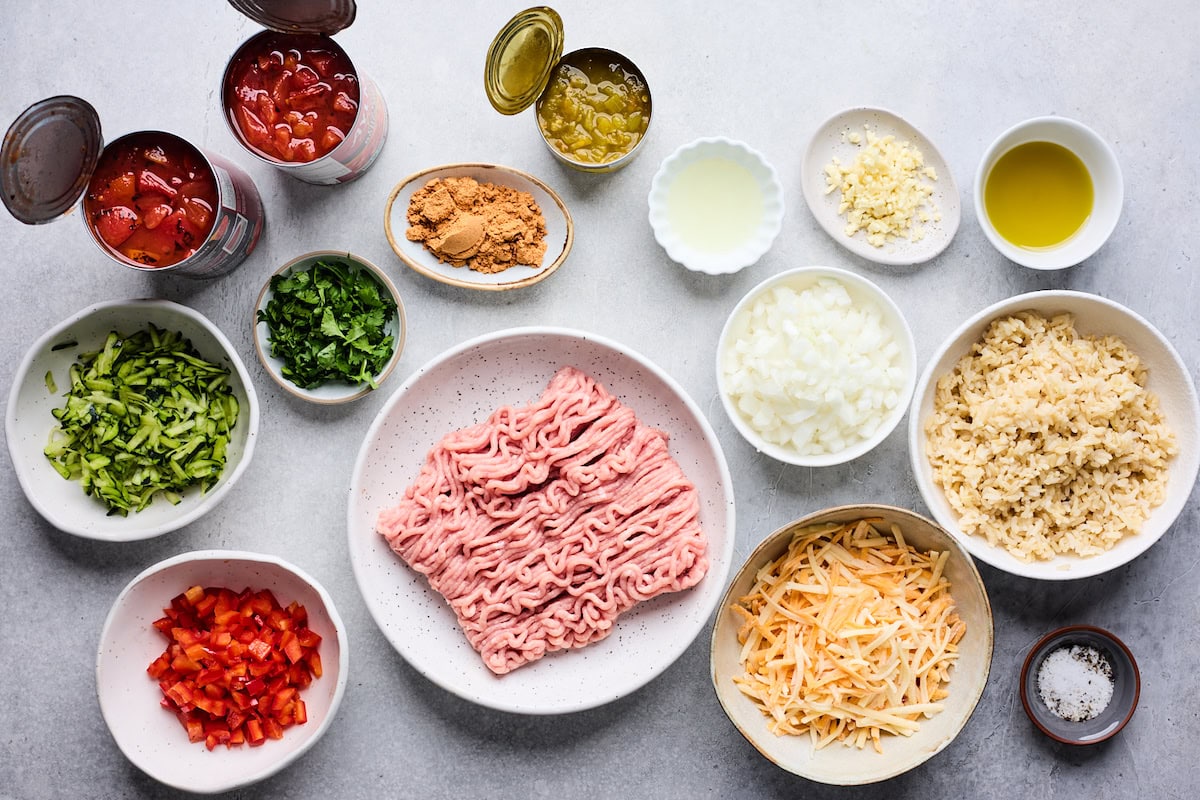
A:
5,299,260,541
254,251,406,404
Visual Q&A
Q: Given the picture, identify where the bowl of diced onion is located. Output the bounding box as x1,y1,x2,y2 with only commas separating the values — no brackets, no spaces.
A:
715,266,916,466
710,504,993,784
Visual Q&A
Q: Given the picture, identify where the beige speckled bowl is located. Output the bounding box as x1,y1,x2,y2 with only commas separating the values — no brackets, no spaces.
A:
710,505,993,785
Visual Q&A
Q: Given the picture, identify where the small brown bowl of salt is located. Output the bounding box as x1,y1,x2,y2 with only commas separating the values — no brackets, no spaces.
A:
1019,625,1140,745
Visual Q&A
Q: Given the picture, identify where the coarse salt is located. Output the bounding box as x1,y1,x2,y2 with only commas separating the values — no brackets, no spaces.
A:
1036,644,1115,722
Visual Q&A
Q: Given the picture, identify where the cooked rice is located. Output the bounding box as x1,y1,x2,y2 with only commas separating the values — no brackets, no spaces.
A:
925,311,1176,561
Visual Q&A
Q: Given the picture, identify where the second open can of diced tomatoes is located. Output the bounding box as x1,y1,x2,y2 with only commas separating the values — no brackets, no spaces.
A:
222,0,388,185
0,96,264,279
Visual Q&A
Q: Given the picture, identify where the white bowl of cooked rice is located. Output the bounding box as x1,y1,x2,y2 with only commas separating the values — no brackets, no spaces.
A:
716,266,916,467
909,290,1200,580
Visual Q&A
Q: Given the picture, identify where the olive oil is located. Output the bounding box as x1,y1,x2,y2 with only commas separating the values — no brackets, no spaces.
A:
666,157,764,253
984,141,1094,249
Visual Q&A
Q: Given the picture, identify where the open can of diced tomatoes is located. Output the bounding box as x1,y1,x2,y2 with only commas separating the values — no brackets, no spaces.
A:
0,96,264,279
222,0,388,185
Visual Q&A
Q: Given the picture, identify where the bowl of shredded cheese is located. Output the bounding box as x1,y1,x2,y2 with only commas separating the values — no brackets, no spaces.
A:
710,505,993,784
716,266,916,466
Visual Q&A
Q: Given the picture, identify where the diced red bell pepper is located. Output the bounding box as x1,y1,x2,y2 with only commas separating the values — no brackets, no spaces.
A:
142,204,172,231
294,699,307,725
235,105,271,149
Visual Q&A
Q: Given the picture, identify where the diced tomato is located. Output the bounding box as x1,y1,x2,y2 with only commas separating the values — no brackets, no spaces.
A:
97,172,137,205
142,204,172,230
288,138,317,162
93,206,139,248
226,33,359,162
137,170,178,200
307,50,334,77
320,127,345,153
236,105,271,148
332,91,357,114
293,66,319,89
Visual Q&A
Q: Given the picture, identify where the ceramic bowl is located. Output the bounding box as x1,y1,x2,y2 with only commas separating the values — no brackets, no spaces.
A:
647,137,784,274
383,163,573,290
348,327,736,714
802,107,960,266
710,504,993,784
5,299,259,541
909,290,1200,580
975,116,1122,270
716,266,916,466
253,250,406,404
96,550,348,794
1020,625,1139,745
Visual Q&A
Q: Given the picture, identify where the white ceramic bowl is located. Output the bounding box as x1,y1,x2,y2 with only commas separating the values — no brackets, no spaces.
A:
254,250,406,404
383,163,574,291
711,504,993,785
802,107,960,266
909,290,1200,580
348,327,736,714
648,137,784,274
6,299,259,541
716,266,917,466
96,550,348,794
974,116,1122,270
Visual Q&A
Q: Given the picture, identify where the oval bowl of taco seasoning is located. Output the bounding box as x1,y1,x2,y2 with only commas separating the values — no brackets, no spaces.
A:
1020,625,1140,745
485,7,652,173
383,163,574,291
221,0,388,185
1,96,264,278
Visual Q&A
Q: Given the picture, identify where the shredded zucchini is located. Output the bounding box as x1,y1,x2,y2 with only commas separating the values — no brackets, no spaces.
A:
44,326,239,516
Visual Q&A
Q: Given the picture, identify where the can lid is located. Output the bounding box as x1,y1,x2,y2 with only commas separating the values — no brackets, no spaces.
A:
484,6,564,116
228,0,356,35
1,95,103,225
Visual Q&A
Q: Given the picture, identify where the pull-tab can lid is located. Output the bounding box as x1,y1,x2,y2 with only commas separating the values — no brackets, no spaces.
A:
484,6,565,116
227,0,357,35
1,95,103,225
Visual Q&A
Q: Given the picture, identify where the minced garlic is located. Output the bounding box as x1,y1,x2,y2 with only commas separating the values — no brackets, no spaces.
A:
824,127,941,248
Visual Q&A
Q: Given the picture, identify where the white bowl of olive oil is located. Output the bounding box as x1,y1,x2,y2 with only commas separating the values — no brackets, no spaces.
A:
975,117,1122,270
648,138,784,275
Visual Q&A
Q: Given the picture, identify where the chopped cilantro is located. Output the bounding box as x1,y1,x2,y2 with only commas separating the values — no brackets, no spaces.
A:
258,259,398,390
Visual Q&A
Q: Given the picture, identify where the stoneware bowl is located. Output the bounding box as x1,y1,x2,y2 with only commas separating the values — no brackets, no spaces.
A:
96,550,348,794
5,299,259,541
802,107,960,266
975,116,1122,270
348,327,736,714
254,250,406,404
383,163,574,291
710,504,993,785
1020,625,1139,745
909,290,1200,580
647,137,785,274
716,266,916,466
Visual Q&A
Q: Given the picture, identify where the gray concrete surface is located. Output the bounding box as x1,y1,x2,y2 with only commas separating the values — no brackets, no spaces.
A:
1,1,1196,798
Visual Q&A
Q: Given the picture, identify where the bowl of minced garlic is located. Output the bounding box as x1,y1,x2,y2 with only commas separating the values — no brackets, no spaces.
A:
384,164,574,291
1020,625,1140,745
710,505,993,785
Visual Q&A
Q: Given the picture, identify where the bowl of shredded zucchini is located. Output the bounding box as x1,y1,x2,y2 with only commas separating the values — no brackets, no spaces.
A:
6,299,260,540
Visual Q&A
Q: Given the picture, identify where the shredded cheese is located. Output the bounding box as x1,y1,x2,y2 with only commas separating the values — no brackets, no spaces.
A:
823,127,941,248
730,519,966,753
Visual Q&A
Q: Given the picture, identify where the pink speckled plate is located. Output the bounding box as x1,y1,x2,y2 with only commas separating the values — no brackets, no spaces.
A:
347,327,736,714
